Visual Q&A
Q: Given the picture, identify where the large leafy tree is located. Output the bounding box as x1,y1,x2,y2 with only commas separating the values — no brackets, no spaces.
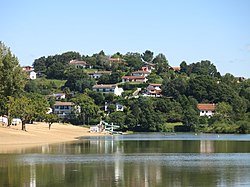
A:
141,50,154,63
124,52,144,71
71,94,100,125
64,68,95,92
153,53,169,74
162,77,188,99
180,60,220,77
33,51,81,79
8,94,49,130
97,71,122,84
0,42,26,115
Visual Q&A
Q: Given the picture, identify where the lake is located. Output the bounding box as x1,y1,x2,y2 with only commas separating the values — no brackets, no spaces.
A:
0,133,250,187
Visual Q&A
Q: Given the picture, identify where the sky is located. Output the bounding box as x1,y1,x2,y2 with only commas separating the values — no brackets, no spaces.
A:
1,0,250,78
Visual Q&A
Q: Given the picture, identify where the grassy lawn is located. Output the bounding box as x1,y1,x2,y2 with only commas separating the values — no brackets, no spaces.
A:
31,78,66,94
36,78,66,88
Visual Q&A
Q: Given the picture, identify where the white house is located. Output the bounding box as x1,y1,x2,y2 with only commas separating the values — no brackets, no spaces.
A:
47,107,53,114
197,103,216,117
49,93,66,100
29,71,37,80
88,71,112,79
145,84,162,97
0,116,8,126
122,76,148,83
141,66,152,73
22,66,37,80
53,101,80,118
131,70,150,77
104,102,124,112
92,84,124,96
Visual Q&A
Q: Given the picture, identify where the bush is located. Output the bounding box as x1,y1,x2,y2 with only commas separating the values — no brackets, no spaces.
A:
237,120,250,134
210,122,238,133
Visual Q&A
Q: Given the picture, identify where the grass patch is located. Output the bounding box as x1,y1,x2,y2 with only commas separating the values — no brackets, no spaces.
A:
161,122,183,132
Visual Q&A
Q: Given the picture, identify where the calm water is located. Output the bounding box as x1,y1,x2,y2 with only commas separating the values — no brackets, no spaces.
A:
1,133,250,187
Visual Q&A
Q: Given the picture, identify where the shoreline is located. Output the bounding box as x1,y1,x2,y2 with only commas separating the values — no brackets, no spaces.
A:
0,122,105,153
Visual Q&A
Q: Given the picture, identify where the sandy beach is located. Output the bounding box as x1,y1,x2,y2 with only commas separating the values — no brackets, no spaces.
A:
0,122,103,153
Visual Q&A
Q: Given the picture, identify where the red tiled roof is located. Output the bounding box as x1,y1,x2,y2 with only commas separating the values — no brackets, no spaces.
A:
149,84,162,87
69,60,88,65
170,66,181,71
197,104,216,111
109,58,126,64
122,76,146,80
54,101,75,106
22,66,34,72
132,71,150,74
93,84,117,89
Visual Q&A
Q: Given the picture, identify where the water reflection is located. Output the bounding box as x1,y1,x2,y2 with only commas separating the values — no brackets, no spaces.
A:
1,133,250,187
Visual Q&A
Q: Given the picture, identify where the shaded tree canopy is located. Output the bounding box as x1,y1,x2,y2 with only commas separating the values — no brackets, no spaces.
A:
0,42,26,115
141,50,154,63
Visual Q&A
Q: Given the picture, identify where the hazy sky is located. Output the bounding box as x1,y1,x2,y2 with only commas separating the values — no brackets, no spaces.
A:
1,0,250,77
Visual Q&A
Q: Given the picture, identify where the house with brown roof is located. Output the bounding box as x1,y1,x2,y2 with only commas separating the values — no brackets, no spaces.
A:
145,84,162,97
141,66,154,73
109,58,126,64
53,101,80,118
197,103,216,117
88,71,112,79
22,66,37,80
69,60,92,69
122,76,148,83
169,66,181,72
22,66,34,71
92,84,124,96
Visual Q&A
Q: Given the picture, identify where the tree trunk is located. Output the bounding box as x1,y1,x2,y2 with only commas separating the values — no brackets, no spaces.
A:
22,121,26,131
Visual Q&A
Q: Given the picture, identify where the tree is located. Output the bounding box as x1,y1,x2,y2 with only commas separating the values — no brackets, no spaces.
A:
162,77,188,99
71,94,100,125
47,62,67,79
0,42,26,115
33,51,81,79
153,53,169,74
180,61,188,74
44,113,58,130
87,90,105,105
33,56,47,74
108,111,126,130
141,50,154,63
8,94,49,131
64,68,95,92
97,71,122,84
181,60,220,77
213,102,233,122
124,52,144,70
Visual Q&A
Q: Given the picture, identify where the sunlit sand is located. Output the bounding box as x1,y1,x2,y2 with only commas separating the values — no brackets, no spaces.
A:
0,122,104,153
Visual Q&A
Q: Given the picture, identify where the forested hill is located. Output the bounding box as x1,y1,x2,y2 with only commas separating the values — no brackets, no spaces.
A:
1,43,250,133
29,50,250,133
